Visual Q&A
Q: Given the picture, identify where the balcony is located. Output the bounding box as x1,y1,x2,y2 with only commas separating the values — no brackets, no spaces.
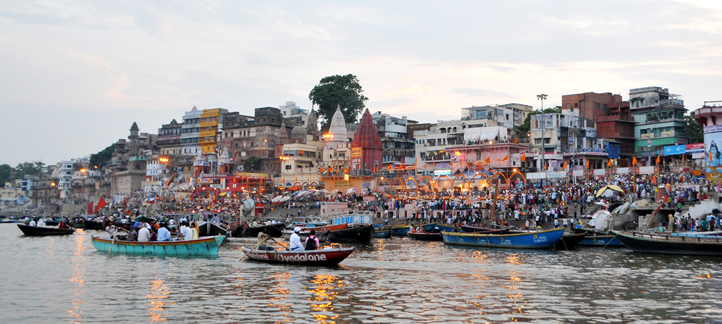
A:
596,115,634,122
640,131,676,139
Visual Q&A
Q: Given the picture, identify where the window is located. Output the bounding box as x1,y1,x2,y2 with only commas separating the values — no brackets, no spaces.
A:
595,103,600,109
544,138,551,144
574,103,578,108
535,138,542,144
285,165,291,170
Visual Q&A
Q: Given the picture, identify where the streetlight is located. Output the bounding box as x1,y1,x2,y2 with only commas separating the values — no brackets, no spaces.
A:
537,94,548,186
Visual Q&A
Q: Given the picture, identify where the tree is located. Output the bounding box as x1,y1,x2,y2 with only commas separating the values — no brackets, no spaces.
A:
90,143,117,168
244,156,261,172
684,112,704,144
515,106,562,139
0,164,11,186
309,74,369,132
15,161,43,177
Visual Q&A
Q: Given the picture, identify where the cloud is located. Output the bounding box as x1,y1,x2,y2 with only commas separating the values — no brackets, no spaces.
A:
452,88,513,98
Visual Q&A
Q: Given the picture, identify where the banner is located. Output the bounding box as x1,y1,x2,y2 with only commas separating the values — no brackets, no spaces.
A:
663,145,686,156
593,169,606,176
639,166,656,174
616,167,630,174
572,170,584,177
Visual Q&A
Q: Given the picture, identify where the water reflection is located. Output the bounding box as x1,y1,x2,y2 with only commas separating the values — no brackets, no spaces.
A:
307,274,343,324
68,235,86,323
146,272,174,322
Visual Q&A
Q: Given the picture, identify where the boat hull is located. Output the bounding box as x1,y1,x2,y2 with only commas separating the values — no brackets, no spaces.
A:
442,228,565,249
389,225,411,236
18,224,74,236
329,224,375,243
408,232,443,241
373,229,392,238
237,223,285,238
91,235,225,257
613,231,722,256
242,246,354,266
555,233,586,250
423,223,456,233
578,235,624,247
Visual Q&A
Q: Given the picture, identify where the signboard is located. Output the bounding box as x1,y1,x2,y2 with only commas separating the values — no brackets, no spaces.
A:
433,170,452,176
704,125,722,134
692,152,705,159
639,166,656,175
593,169,606,176
351,147,363,158
572,170,584,177
546,171,566,179
616,167,630,174
686,143,705,153
663,145,686,156
606,142,620,159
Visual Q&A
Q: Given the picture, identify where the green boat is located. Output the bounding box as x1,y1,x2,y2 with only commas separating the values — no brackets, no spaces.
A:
91,235,226,257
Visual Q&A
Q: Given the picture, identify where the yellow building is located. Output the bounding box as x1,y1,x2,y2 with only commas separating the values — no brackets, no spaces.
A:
199,108,225,154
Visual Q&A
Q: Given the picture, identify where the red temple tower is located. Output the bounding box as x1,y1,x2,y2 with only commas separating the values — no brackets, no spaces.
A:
351,109,383,172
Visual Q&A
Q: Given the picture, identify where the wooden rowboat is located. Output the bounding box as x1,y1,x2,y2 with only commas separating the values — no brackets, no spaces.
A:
328,224,375,243
612,230,722,256
408,232,443,241
555,232,586,250
18,224,75,236
91,235,226,257
241,246,355,266
442,228,565,249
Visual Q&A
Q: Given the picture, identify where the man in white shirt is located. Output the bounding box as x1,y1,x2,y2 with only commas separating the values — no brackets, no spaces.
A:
180,222,193,241
138,223,151,242
37,218,46,227
29,219,36,227
289,227,304,251
157,223,171,241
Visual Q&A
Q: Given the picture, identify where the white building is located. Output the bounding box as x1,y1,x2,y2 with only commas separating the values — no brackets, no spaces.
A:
528,111,599,171
279,101,309,126
57,161,73,198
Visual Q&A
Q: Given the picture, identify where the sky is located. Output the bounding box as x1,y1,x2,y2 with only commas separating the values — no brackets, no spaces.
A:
1,0,721,166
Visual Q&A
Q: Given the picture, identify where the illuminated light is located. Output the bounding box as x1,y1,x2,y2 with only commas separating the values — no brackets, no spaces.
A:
80,168,86,173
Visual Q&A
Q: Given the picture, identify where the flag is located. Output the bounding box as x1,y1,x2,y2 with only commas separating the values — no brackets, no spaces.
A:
328,166,333,174
502,155,508,162
94,197,107,213
544,162,548,170
344,167,349,174
563,161,568,170
683,154,685,164
319,167,325,173
87,202,94,214
520,154,526,162
412,160,417,169
607,159,613,167
147,196,155,204
585,160,589,169
123,199,127,209
387,164,393,170
485,156,491,163
656,156,660,164
632,156,638,166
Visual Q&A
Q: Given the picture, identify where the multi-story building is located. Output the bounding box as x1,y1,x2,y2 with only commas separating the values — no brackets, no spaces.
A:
181,106,202,156
279,101,309,126
198,108,229,156
562,92,624,122
110,123,158,194
595,101,636,160
694,101,722,180
157,119,183,156
56,160,73,198
529,112,601,171
629,87,687,159
371,112,416,166
220,107,301,177
461,103,533,134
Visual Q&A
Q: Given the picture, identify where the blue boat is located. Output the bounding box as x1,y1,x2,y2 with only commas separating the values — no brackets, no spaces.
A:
373,228,392,238
423,223,456,233
442,228,565,249
577,234,624,247
389,225,411,236
91,235,226,257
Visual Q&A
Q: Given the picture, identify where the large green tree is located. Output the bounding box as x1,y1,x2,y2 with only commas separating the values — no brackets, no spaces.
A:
244,156,261,172
515,106,562,139
308,74,369,132
0,164,12,186
684,112,704,144
15,161,44,177
90,143,117,168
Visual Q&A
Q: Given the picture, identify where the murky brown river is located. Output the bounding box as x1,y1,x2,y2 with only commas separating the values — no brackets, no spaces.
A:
1,224,721,323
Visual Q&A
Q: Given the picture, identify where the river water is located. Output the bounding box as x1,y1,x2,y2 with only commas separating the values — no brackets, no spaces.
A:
2,225,722,323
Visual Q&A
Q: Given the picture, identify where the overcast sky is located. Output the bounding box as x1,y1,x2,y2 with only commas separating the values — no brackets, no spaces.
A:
1,0,721,166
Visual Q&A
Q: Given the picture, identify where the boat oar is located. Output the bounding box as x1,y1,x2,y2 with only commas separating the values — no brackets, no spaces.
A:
109,232,117,255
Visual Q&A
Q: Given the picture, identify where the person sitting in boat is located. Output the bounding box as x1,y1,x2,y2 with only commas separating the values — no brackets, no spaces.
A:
256,232,276,251
149,227,158,241
157,223,171,241
58,219,67,229
29,218,36,227
138,223,151,242
289,227,304,251
127,227,138,241
305,230,320,251
37,217,46,227
179,222,193,241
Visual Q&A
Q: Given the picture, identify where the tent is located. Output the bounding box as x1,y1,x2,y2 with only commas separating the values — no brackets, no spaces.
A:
595,185,625,198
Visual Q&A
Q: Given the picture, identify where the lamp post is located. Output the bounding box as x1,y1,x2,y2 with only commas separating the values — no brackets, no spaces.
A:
537,94,548,186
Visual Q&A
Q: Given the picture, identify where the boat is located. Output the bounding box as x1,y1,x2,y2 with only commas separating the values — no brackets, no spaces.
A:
235,222,285,238
554,232,586,250
91,235,226,257
389,224,412,236
44,221,59,226
70,218,104,230
197,222,231,237
282,223,346,241
18,224,75,236
328,224,375,243
241,246,355,266
574,228,625,247
612,230,722,256
442,228,565,249
422,223,456,233
408,232,443,241
461,225,510,234
373,227,392,238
